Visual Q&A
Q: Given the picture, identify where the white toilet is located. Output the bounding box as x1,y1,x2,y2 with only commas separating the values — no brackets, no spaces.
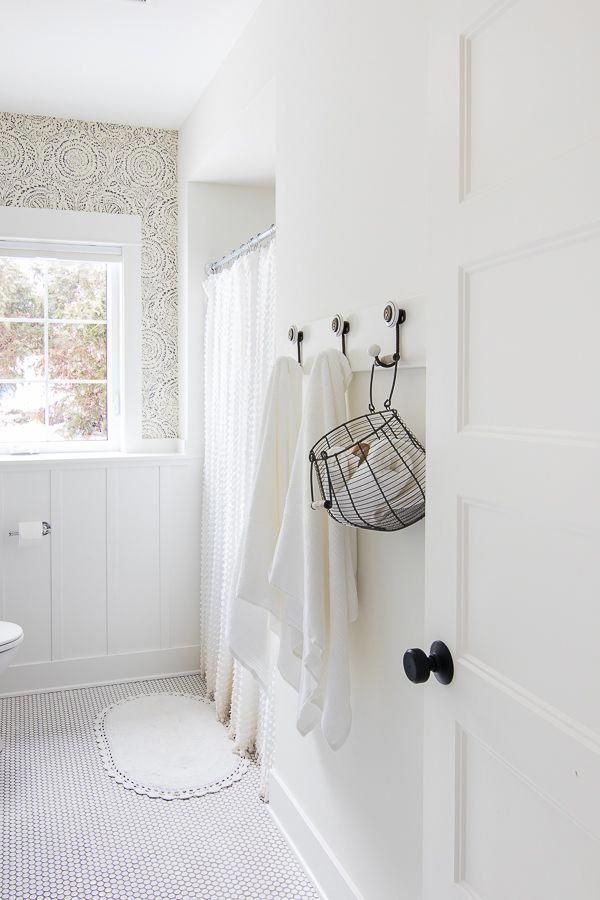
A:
0,620,23,677
0,621,23,753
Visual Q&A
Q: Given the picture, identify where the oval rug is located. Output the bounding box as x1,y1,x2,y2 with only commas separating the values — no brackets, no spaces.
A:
94,692,248,800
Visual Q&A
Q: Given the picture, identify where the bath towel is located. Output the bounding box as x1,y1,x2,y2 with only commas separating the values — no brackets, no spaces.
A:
229,356,303,691
270,348,358,750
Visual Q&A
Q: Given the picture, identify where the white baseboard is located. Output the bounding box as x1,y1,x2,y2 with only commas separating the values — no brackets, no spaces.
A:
269,770,364,900
0,645,201,696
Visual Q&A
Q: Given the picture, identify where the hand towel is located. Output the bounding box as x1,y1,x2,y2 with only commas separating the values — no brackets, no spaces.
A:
338,435,424,524
269,348,358,750
229,356,303,691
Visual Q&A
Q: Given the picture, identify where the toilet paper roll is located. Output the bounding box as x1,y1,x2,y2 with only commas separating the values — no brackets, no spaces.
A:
18,521,43,548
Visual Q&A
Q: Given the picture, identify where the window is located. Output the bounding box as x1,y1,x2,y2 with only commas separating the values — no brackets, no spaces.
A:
0,243,121,452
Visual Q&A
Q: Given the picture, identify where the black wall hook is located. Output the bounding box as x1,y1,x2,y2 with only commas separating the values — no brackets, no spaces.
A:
370,302,406,368
331,314,350,356
288,325,304,365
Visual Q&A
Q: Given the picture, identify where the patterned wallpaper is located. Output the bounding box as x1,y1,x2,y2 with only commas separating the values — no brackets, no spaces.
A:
0,112,178,438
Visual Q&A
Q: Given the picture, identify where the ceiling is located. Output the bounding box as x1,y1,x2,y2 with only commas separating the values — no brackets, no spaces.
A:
0,0,264,129
191,81,275,186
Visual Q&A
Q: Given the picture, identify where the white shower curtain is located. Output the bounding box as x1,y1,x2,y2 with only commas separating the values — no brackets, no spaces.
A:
200,238,276,756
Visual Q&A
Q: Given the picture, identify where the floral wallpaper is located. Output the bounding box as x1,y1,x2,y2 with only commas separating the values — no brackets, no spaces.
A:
0,112,178,438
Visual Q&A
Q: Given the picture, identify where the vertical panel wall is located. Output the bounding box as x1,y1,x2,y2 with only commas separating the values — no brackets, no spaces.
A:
159,464,202,648
0,458,201,694
107,467,161,654
0,470,52,665
51,468,108,661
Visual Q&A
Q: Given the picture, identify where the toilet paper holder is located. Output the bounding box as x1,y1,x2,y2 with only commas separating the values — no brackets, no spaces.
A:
8,522,52,538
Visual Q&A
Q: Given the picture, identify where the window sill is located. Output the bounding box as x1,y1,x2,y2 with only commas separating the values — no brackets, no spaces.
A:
0,450,200,469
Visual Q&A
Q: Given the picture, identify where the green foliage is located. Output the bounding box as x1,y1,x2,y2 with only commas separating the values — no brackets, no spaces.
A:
0,257,109,442
0,258,44,317
49,324,107,380
48,262,106,319
0,322,44,378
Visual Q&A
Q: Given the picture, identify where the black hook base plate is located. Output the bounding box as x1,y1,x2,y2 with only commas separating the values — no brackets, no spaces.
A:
374,307,406,367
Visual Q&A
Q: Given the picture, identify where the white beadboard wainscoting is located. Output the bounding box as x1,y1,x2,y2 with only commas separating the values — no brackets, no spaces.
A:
0,456,202,695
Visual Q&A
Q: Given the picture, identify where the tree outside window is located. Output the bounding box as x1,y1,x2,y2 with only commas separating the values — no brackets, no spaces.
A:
0,255,111,444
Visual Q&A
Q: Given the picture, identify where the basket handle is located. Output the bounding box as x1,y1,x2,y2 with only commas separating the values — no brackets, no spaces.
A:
310,454,333,511
369,359,398,413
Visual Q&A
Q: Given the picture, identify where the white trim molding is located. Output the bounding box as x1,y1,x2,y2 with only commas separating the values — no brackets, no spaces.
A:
0,206,180,453
0,647,201,697
268,771,364,900
0,206,141,247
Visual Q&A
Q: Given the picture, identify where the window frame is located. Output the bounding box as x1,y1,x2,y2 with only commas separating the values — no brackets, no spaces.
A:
0,242,123,454
0,206,164,456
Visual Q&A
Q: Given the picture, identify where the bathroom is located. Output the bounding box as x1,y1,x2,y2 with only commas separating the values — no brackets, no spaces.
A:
0,1,597,898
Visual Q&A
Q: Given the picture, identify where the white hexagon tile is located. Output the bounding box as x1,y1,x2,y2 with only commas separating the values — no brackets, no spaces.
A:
0,675,319,899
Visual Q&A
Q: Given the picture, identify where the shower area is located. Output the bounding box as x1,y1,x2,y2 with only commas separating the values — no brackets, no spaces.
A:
200,218,277,781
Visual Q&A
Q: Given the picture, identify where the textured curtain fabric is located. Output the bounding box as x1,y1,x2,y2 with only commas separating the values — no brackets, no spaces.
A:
200,239,276,757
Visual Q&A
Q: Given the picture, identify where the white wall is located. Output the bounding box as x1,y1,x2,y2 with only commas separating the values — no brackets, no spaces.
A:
273,2,428,898
179,0,275,186
178,0,276,457
178,3,428,895
0,456,202,694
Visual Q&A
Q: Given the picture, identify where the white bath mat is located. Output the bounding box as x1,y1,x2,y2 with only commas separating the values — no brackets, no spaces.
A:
94,692,248,800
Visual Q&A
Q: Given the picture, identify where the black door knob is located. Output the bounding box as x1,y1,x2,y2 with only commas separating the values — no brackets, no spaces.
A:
403,641,454,685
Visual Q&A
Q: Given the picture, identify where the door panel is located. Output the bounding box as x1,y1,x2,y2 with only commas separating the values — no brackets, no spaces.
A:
462,0,600,196
457,728,600,900
461,230,600,438
458,498,600,732
425,0,600,896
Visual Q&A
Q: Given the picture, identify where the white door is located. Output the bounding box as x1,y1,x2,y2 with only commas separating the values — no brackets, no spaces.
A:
422,1,600,898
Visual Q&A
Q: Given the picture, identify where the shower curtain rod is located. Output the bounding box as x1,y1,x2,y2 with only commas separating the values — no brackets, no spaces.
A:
205,224,276,276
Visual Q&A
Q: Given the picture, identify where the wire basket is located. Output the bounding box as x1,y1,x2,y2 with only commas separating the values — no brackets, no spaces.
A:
309,362,425,532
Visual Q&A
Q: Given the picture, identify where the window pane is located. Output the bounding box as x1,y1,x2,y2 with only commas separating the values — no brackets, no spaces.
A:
0,322,45,378
47,261,107,320
0,383,45,441
0,257,44,318
48,323,107,380
48,383,107,441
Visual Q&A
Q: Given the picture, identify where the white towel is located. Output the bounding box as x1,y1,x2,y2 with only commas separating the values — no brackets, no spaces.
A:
229,356,303,691
269,349,358,750
340,436,424,524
